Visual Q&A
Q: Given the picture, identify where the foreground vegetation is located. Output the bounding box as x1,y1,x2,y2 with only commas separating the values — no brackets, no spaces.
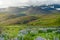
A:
0,26,60,40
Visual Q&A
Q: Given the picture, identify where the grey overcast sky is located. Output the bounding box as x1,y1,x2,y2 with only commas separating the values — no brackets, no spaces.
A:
0,0,60,8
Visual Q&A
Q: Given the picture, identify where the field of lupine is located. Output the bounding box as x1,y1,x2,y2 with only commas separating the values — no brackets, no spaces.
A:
0,25,60,40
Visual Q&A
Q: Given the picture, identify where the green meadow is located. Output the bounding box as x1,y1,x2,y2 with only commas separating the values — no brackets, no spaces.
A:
0,13,60,40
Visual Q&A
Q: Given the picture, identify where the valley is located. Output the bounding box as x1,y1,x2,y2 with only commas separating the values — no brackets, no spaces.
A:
0,5,60,40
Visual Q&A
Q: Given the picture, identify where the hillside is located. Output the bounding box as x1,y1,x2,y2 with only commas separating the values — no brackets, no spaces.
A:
0,12,60,27
28,13,60,27
0,5,60,27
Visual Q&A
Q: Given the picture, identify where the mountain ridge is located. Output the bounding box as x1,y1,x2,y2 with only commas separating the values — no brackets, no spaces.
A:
0,4,60,14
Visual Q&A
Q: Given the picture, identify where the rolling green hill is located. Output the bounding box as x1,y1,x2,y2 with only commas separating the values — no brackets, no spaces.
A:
0,13,60,27
28,13,60,27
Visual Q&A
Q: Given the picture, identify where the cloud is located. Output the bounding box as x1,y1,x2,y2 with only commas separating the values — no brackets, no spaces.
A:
28,0,60,6
0,0,60,8
0,0,29,8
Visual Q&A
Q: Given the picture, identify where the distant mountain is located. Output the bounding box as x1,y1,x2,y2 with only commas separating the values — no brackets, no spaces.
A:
0,8,6,12
0,7,29,14
26,4,60,14
0,4,60,14
6,7,29,13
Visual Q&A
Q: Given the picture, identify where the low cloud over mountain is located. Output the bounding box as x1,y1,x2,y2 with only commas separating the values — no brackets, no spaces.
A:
0,0,60,8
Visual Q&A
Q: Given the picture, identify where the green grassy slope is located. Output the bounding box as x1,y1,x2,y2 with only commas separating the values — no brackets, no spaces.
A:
0,13,60,27
28,13,60,27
